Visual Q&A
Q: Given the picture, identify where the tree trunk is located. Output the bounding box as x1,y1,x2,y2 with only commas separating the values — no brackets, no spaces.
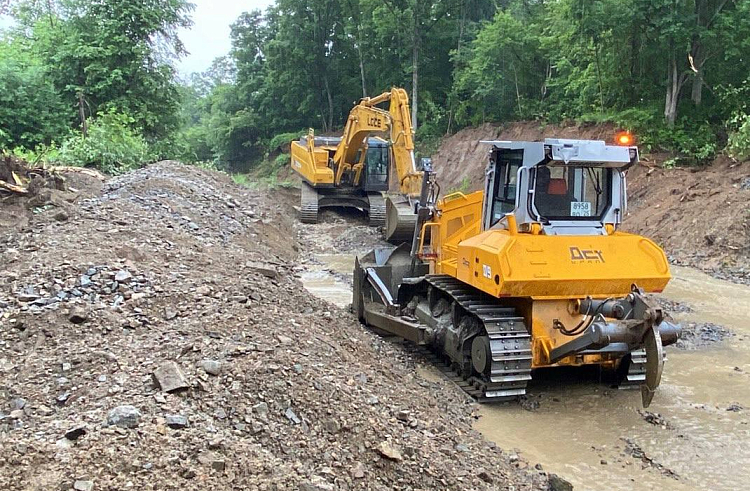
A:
358,48,367,98
664,54,688,127
411,26,419,130
323,75,334,131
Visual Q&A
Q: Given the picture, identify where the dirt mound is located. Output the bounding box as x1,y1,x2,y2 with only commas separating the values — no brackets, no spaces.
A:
0,161,547,490
431,123,750,283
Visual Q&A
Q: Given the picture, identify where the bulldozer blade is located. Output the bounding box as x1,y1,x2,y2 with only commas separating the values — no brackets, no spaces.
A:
641,324,664,408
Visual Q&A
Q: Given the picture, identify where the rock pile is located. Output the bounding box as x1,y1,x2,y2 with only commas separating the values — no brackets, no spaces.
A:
0,162,549,490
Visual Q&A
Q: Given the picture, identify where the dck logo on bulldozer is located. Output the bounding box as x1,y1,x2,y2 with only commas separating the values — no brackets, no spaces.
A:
569,246,605,263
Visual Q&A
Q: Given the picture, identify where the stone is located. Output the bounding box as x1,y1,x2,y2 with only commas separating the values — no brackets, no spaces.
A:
152,362,189,393
68,307,89,324
351,462,365,479
165,414,189,429
253,402,269,420
53,210,69,222
396,410,409,422
107,405,141,429
322,419,340,434
376,441,403,461
478,470,493,483
277,335,293,345
9,398,26,410
455,443,469,453
245,261,278,279
64,424,88,441
201,359,222,376
9,409,24,419
548,474,574,491
285,408,301,424
114,270,132,283
211,460,226,471
164,308,178,321
196,286,211,296
80,276,92,287
73,480,94,491
18,293,40,303
56,392,71,406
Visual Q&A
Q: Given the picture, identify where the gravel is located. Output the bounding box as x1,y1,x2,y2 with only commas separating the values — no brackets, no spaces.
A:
0,162,549,490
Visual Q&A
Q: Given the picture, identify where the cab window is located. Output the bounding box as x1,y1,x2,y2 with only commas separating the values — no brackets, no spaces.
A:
490,150,522,226
533,165,611,220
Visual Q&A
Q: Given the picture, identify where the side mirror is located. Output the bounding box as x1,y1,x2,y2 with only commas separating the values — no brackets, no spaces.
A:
419,157,433,171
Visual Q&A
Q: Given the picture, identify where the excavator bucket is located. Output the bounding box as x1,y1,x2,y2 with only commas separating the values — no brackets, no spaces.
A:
384,195,417,243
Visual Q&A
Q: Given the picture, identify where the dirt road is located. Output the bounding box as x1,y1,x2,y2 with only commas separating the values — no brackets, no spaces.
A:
296,212,750,491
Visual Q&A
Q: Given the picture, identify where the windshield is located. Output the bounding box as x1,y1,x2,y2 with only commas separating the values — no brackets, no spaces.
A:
365,145,388,185
533,165,611,220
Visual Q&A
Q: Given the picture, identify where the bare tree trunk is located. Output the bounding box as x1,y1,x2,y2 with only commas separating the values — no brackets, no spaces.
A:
664,54,688,127
594,44,605,113
512,62,523,116
323,75,334,131
78,92,88,137
411,29,419,130
357,41,367,98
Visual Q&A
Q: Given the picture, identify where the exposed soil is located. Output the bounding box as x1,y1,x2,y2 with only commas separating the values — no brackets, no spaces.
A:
431,122,750,284
0,162,550,491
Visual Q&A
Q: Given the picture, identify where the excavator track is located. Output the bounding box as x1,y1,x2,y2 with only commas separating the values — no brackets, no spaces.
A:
423,275,533,402
367,193,386,227
300,182,319,224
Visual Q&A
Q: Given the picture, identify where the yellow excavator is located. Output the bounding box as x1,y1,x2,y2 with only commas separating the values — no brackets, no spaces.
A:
354,138,681,407
290,88,423,241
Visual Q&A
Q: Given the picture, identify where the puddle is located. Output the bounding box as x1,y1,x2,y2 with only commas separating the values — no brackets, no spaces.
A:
299,254,356,309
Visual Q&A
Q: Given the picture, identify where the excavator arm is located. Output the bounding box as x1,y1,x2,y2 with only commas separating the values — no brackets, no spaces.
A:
329,88,422,194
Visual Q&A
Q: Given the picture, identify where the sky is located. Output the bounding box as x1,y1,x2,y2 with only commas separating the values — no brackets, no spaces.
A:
178,0,273,76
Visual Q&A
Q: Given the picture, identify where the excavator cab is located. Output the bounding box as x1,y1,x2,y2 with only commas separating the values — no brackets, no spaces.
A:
359,138,390,193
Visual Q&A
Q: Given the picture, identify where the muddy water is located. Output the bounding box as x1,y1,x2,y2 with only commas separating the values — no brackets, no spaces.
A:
476,265,750,491
301,255,750,490
298,254,355,309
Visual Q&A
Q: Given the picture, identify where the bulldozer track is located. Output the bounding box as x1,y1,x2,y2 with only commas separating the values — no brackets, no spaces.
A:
367,193,386,227
424,275,533,402
300,182,319,224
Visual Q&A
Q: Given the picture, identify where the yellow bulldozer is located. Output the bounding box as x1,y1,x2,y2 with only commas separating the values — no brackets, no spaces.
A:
354,138,681,407
290,88,423,241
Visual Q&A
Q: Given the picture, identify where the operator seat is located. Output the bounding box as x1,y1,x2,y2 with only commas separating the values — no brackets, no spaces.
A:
536,167,575,217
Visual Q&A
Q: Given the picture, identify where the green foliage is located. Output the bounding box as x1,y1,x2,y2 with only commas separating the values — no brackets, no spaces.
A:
727,115,750,161
269,132,304,153
2,0,192,152
0,42,70,150
55,112,149,174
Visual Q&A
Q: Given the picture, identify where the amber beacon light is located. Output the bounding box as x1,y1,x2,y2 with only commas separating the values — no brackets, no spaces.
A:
615,131,635,146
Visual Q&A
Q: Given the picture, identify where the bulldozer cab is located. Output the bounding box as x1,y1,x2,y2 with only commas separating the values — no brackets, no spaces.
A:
482,139,638,236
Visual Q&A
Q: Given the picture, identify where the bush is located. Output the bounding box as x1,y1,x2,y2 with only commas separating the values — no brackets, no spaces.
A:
268,131,304,153
56,112,149,174
727,114,750,161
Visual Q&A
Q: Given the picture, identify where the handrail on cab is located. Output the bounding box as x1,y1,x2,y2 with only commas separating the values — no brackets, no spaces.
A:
442,191,469,202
